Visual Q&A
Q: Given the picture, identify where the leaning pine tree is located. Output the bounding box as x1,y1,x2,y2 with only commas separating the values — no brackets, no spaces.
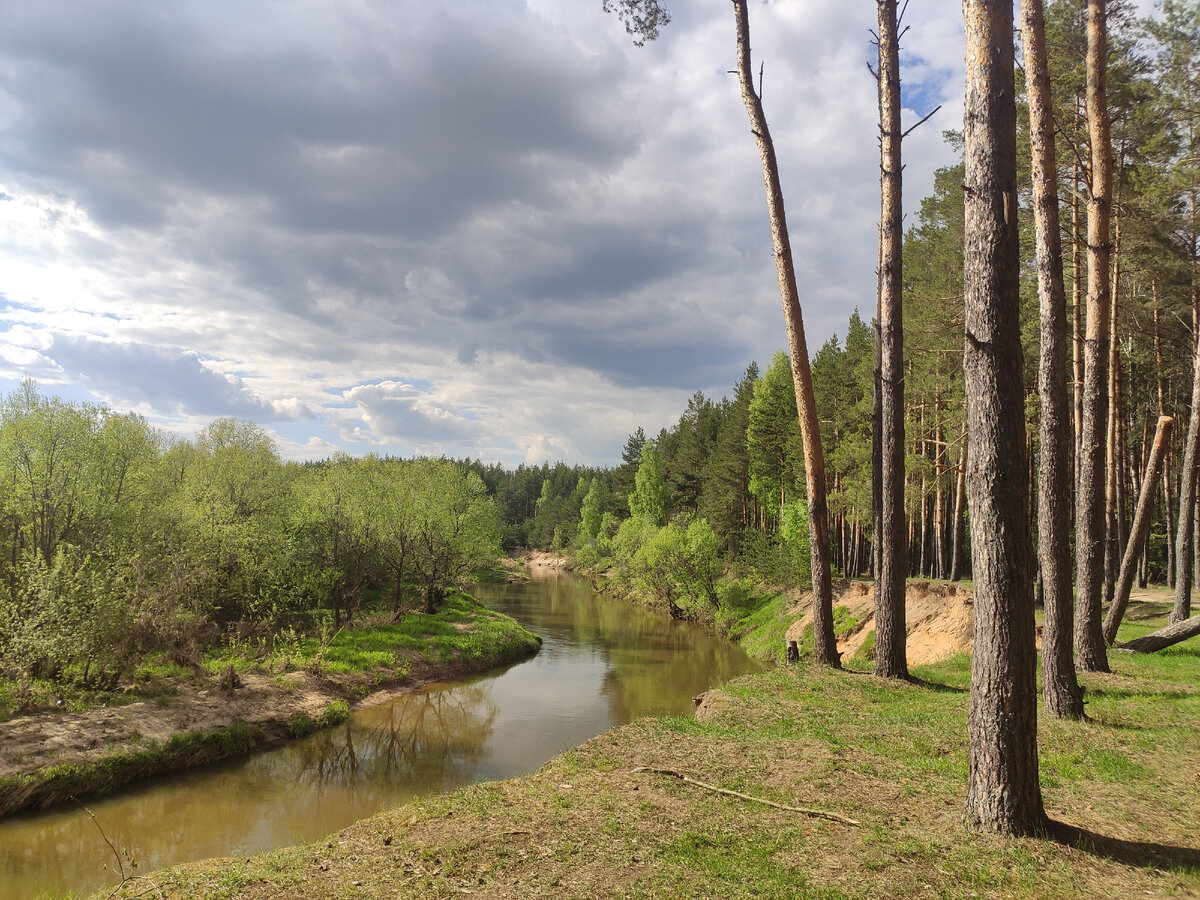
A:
730,0,839,666
604,0,840,667
961,0,1048,834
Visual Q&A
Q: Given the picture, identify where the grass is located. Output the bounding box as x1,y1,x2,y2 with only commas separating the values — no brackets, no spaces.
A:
100,598,1200,900
203,592,541,678
286,700,350,738
1,591,540,723
0,676,157,722
723,587,799,663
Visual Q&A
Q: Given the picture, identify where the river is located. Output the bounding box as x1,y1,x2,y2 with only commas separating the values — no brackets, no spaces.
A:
0,571,760,899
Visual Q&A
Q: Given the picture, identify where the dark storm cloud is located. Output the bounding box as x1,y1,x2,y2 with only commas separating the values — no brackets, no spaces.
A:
0,1,633,235
50,335,312,420
0,0,744,394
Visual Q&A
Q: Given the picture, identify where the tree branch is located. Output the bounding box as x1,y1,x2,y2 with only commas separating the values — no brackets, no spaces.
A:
902,105,943,140
633,766,862,826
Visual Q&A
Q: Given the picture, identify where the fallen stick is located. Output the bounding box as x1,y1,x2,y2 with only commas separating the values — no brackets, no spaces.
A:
632,766,861,826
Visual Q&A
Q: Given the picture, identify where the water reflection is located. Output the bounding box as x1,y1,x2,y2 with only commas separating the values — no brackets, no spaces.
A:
1,573,759,900
288,684,498,789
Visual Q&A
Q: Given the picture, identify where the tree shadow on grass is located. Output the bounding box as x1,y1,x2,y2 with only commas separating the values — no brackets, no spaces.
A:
1048,819,1200,875
907,675,969,695
834,667,969,694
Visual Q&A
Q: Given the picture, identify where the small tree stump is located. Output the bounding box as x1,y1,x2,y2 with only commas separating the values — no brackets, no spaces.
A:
218,664,241,692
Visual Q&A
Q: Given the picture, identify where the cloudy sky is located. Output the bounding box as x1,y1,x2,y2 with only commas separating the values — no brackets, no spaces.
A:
0,1,1156,466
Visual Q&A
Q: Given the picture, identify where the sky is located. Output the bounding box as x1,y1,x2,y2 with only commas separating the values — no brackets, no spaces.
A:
0,0,1160,467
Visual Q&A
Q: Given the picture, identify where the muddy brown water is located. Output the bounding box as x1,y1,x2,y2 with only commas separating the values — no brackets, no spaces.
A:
1,573,760,899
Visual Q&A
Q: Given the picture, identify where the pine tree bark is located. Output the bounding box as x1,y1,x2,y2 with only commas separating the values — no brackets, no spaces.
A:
873,0,908,679
935,410,948,580
1074,0,1114,673
1103,185,1126,611
1021,0,1085,720
961,0,1047,835
732,0,838,666
1072,152,1085,499
1104,415,1172,644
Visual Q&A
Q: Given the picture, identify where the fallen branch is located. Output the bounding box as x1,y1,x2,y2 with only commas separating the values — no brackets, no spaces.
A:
632,766,861,826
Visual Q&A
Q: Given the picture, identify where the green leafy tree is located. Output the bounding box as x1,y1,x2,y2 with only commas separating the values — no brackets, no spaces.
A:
628,443,670,526
402,461,502,613
746,351,803,526
577,477,607,545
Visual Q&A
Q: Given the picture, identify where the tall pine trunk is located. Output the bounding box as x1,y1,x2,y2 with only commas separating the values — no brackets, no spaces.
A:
874,0,909,679
950,429,968,582
962,0,1046,835
732,0,838,666
1103,181,1126,610
1172,336,1200,624
1074,0,1114,673
1021,0,1085,720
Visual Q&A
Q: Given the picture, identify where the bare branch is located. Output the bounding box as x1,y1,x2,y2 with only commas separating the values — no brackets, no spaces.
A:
902,104,943,140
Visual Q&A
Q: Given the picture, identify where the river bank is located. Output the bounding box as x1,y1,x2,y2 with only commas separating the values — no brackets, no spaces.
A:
96,621,1200,900
82,588,1200,900
0,593,541,817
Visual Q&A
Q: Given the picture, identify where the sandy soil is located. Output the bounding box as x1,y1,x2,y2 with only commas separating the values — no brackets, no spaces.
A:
525,549,570,575
785,580,976,665
0,669,366,782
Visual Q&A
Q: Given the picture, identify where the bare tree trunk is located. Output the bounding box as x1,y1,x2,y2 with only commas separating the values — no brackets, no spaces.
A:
1021,0,1085,720
1074,0,1114,673
921,415,931,577
1072,149,1085,500
1158,299,1177,588
1104,416,1173,643
873,0,909,678
1103,183,1127,610
935,410,948,580
732,0,838,667
962,0,1046,836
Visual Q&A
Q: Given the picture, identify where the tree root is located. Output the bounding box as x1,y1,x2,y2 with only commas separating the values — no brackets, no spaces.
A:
632,766,861,826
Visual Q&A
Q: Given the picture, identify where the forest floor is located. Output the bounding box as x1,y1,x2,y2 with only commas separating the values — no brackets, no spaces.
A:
93,588,1200,900
0,594,541,816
